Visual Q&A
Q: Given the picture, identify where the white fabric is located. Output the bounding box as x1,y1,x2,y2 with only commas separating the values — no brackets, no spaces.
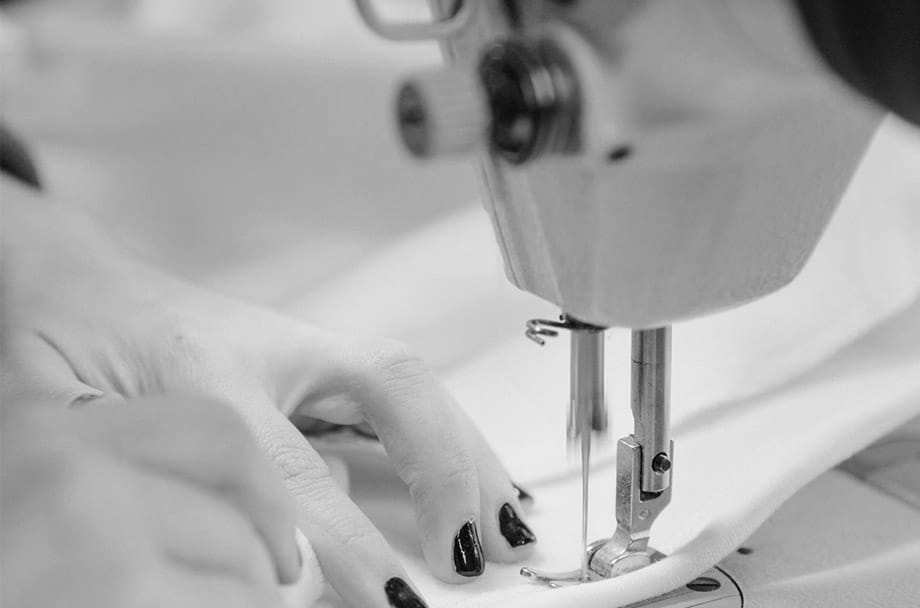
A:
307,299,920,608
723,470,920,608
441,305,920,608
289,116,920,481
287,117,920,607
10,5,918,605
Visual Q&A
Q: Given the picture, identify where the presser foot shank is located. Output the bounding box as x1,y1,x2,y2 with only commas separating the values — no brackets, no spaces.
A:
520,436,674,586
589,436,673,577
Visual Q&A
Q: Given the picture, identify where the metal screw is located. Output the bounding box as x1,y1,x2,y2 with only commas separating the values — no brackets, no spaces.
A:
651,452,672,474
638,509,650,520
686,577,721,592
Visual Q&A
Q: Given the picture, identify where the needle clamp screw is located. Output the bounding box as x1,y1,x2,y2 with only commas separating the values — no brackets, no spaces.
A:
651,452,672,474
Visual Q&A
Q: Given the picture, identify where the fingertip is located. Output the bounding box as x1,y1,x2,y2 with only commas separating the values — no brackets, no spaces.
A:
384,576,429,608
480,500,538,564
420,516,486,584
453,519,485,578
498,503,537,549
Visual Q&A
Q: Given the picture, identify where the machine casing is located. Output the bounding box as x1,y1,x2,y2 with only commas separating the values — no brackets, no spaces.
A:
438,0,881,328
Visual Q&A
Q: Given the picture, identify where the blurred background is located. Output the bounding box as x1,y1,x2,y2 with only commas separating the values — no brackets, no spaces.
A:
1,0,481,304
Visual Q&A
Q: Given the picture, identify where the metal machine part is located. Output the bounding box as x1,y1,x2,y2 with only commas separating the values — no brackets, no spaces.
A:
526,314,607,580
522,319,674,584
353,0,473,41
626,567,742,608
525,315,608,441
358,0,680,590
354,0,851,600
395,66,487,158
632,328,672,495
396,36,578,163
362,0,880,329
590,434,673,578
358,0,580,163
571,322,608,437
523,546,741,608
587,328,673,579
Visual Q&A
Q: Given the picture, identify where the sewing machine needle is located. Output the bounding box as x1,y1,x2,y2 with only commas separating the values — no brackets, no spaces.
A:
580,429,591,581
569,320,605,583
521,317,607,587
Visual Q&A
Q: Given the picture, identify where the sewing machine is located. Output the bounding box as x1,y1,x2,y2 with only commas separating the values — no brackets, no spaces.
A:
354,1,917,606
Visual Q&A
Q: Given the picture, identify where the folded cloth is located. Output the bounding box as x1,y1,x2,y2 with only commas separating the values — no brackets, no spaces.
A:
289,115,920,481
325,297,920,608
288,116,920,607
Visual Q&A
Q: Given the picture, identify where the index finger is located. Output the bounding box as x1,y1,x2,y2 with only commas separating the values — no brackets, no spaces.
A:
232,394,431,608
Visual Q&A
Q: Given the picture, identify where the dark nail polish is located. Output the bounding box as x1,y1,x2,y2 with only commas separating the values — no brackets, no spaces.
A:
499,503,536,547
513,482,534,504
453,520,484,577
384,577,427,608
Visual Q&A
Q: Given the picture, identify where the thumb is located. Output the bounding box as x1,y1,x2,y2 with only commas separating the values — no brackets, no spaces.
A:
0,330,105,406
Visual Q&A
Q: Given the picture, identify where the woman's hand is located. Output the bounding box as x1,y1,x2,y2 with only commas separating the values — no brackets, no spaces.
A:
1,177,536,608
0,396,308,608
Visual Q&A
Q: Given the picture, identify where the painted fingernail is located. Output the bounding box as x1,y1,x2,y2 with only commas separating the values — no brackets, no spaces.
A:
513,482,534,504
499,503,536,547
453,520,484,577
385,577,428,608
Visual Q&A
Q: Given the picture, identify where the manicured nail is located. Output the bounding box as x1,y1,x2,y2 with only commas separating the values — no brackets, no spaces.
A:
499,503,536,547
513,482,534,504
453,520,484,577
385,577,427,608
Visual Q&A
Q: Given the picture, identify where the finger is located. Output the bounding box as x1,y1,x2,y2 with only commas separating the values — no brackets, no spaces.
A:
452,406,537,563
0,330,105,406
346,344,535,565
319,341,486,582
135,470,277,586
73,396,302,586
272,328,534,571
232,395,432,608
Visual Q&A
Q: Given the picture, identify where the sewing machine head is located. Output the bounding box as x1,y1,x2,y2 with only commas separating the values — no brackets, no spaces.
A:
355,0,879,597
357,0,879,328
